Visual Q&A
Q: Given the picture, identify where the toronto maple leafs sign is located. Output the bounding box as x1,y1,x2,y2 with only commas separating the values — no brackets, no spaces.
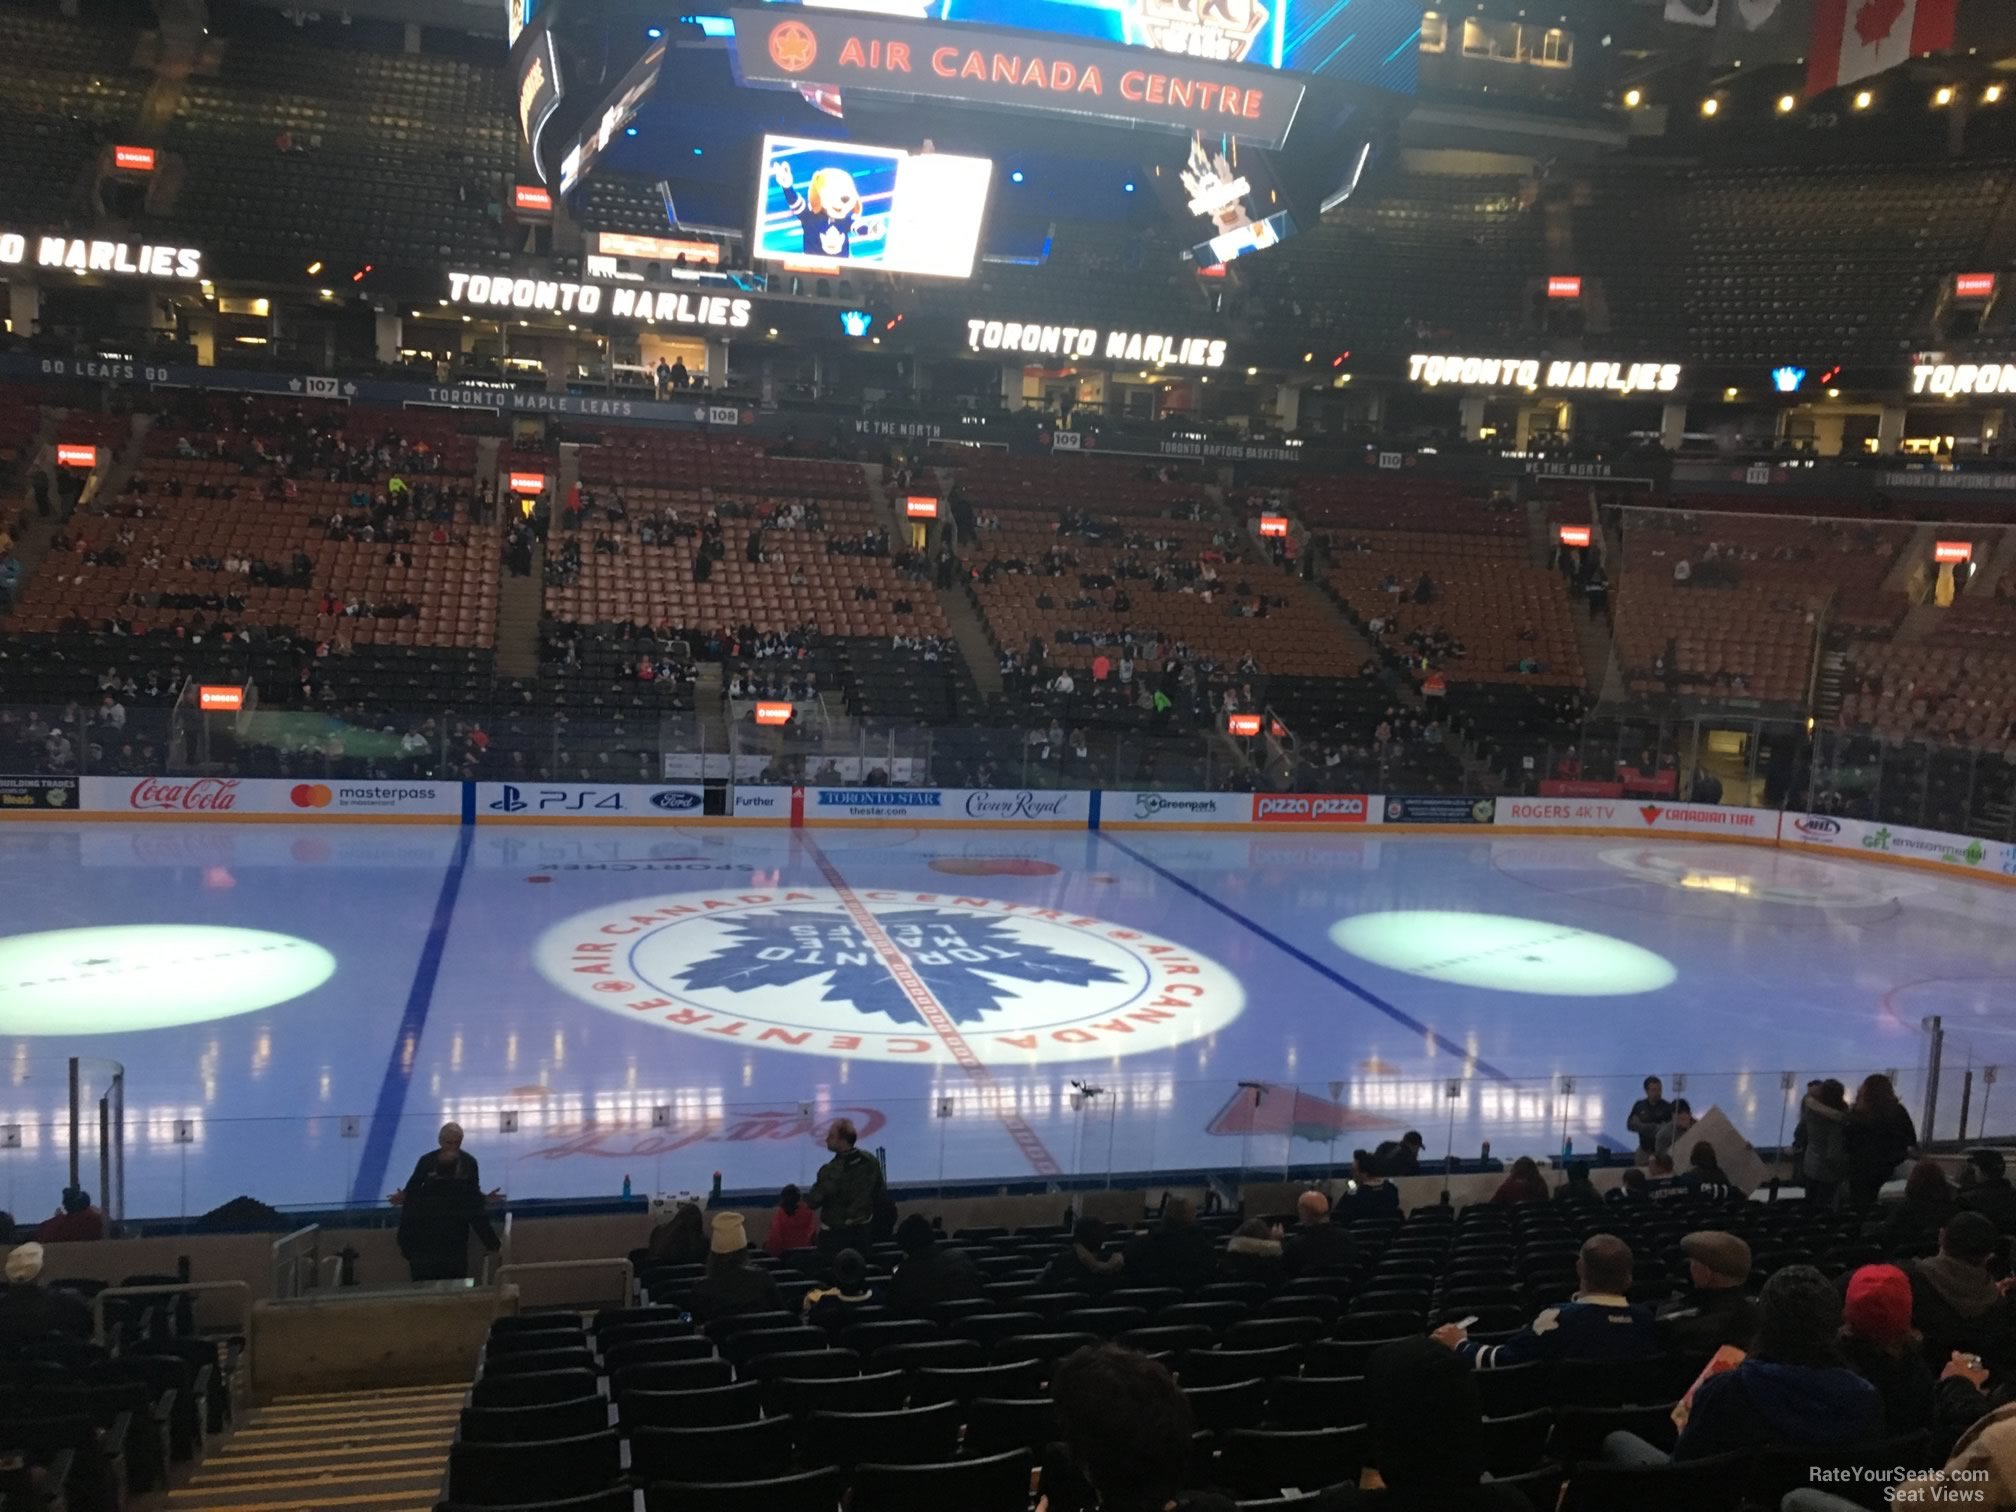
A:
534,887,1242,1062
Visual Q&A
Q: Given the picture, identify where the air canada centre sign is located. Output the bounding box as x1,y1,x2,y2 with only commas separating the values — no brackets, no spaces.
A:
728,8,1304,148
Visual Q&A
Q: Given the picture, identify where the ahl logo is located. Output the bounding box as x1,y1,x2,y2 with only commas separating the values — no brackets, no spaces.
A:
1794,816,1841,837
536,887,1243,1064
650,790,703,812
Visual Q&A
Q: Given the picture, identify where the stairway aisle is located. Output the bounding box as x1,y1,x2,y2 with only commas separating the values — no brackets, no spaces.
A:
489,437,541,680
165,1383,465,1512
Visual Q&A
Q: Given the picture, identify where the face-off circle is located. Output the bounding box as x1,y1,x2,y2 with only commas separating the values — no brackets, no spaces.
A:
535,887,1243,1063
1330,909,1676,996
0,924,337,1035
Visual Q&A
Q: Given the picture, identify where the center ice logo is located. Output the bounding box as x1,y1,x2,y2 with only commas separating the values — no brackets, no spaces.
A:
534,887,1243,1063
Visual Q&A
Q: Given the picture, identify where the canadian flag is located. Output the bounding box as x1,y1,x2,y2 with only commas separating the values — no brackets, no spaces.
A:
1807,0,1955,97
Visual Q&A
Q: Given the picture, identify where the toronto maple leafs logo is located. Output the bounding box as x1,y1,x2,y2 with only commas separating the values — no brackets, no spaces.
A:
535,888,1244,1064
670,909,1124,1027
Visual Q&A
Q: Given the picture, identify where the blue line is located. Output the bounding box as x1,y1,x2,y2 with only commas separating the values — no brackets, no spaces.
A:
350,825,474,1204
1087,790,1102,831
1381,24,1421,66
1094,830,1513,1082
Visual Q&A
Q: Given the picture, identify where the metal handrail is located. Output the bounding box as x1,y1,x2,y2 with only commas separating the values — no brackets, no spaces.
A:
494,1259,634,1306
91,1279,253,1387
269,1223,320,1300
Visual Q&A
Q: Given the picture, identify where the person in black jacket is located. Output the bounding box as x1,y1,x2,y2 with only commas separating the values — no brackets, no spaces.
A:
1284,1190,1355,1277
1122,1196,1217,1293
1846,1073,1919,1207
887,1214,983,1314
1840,1263,1938,1437
690,1213,784,1323
1040,1344,1236,1512
1958,1150,2016,1235
0,1243,92,1344
1656,1230,1758,1357
394,1124,499,1281
1340,1152,1401,1224
1038,1217,1125,1294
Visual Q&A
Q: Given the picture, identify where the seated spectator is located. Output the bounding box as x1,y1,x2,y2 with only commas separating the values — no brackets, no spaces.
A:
1372,1130,1425,1176
764,1184,820,1257
1039,1217,1125,1293
1040,1343,1234,1512
1656,1230,1758,1356
35,1187,105,1243
1606,1168,1651,1205
645,1201,707,1268
1490,1156,1549,1205
0,1243,92,1344
1341,1151,1401,1224
802,1248,876,1331
1680,1140,1736,1201
1958,1150,2016,1235
1555,1161,1600,1207
1906,1212,2014,1367
689,1214,784,1322
1641,1265,1880,1462
1332,1337,1532,1510
1876,1160,1958,1256
1840,1263,1937,1437
888,1214,983,1313
1284,1189,1355,1277
1123,1196,1217,1293
1645,1151,1687,1202
1435,1234,1659,1369
1219,1218,1284,1286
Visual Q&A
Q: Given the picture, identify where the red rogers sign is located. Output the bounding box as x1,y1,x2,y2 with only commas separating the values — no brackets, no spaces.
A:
127,777,240,812
1253,794,1368,824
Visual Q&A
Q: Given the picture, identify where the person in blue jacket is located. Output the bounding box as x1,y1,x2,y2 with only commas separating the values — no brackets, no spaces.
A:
1605,1264,1882,1466
1432,1233,1661,1369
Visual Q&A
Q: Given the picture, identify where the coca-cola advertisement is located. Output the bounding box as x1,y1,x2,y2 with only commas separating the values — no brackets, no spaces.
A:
127,777,241,812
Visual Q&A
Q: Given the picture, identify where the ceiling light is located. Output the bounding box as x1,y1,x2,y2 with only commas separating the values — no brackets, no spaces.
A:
1852,89,1873,109
1622,88,1642,108
1777,94,1797,113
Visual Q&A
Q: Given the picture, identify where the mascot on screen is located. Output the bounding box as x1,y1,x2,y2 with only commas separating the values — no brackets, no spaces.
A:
772,159,884,259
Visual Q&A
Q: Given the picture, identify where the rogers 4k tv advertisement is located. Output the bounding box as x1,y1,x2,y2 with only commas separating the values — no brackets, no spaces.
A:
752,134,992,279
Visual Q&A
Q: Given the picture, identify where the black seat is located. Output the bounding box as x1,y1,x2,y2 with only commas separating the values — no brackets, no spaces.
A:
630,1419,794,1483
839,1320,939,1358
950,1312,1046,1349
488,1326,589,1355
909,1360,1044,1405
1179,1346,1303,1387
599,1319,698,1354
483,1347,596,1377
1551,1357,1675,1408
596,1305,690,1335
460,1397,609,1443
1223,1316,1325,1351
1120,1324,1217,1359
1745,1432,1932,1507
1547,1404,1678,1464
704,1311,797,1342
441,1491,636,1512
1303,1337,1409,1377
962,1397,1058,1455
994,1332,1100,1370
611,1359,733,1399
1056,1307,1150,1339
1266,1375,1369,1430
472,1370,600,1409
866,1339,985,1374
619,1382,763,1429
1473,1362,1552,1418
1159,1301,1248,1332
603,1337,714,1374
446,1431,623,1506
1486,1463,1567,1511
850,1449,1033,1512
491,1315,589,1339
1216,1426,1368,1497
1479,1409,1553,1476
644,1466,842,1512
800,1403,961,1469
767,1370,906,1416
741,1349,861,1384
1181,1379,1269,1434
1557,1449,1753,1512
722,1327,829,1367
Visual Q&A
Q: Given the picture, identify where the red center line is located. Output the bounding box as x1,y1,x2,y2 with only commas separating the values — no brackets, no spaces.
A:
797,834,1064,1178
